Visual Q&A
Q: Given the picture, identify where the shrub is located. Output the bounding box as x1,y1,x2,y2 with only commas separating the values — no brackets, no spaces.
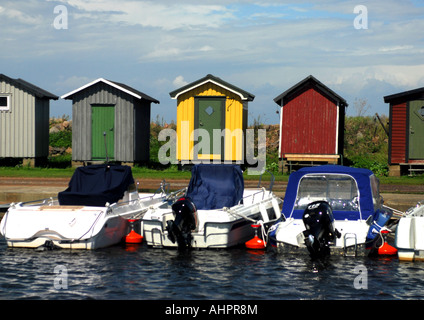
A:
49,130,72,149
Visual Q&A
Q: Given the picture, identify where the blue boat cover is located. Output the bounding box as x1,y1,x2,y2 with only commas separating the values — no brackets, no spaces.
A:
58,164,135,206
283,165,377,220
186,164,244,210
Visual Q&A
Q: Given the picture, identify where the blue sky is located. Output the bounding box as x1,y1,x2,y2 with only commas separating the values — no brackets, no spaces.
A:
1,0,423,124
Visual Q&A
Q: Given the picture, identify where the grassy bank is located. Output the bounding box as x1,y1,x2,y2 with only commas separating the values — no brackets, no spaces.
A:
2,164,424,186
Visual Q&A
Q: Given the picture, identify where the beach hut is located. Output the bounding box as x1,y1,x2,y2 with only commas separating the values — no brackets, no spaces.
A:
384,87,424,176
0,74,58,167
274,75,348,172
61,78,159,166
169,74,254,165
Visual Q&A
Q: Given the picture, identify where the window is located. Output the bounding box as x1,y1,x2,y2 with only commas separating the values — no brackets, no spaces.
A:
0,95,10,111
294,174,360,211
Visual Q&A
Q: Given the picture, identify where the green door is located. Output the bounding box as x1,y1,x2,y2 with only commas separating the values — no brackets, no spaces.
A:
92,105,115,161
194,98,225,160
409,100,424,159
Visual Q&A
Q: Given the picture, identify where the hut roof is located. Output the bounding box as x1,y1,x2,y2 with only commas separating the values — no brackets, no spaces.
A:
384,87,424,104
273,75,347,107
0,74,58,100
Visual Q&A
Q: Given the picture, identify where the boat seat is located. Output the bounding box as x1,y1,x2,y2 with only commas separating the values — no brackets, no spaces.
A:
185,164,244,210
58,164,135,207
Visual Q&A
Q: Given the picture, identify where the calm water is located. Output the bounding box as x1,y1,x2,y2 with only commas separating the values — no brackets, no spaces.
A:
0,238,423,302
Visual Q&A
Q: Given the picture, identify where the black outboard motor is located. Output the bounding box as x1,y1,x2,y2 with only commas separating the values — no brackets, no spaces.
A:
166,197,198,249
302,201,341,259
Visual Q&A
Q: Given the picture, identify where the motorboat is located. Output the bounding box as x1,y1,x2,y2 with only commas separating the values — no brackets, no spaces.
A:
395,201,424,261
142,164,282,249
268,165,397,259
0,164,168,250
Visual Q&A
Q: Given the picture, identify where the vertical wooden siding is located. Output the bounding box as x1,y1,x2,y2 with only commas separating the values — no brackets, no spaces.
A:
0,79,46,158
280,88,338,156
389,102,407,164
176,82,244,161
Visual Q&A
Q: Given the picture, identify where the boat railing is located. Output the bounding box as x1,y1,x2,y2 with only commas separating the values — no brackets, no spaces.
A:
239,187,269,205
152,179,171,197
19,197,58,207
256,170,275,192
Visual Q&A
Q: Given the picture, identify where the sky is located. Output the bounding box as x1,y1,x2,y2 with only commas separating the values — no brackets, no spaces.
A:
1,0,423,124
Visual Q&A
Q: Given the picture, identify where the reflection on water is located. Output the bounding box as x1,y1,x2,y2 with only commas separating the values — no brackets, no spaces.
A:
0,238,423,300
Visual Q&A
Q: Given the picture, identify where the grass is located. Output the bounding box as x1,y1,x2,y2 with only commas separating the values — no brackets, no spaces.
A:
1,163,423,186
0,162,288,182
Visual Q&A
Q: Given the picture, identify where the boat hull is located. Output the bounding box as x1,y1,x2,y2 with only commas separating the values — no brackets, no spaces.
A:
4,219,129,250
0,193,164,250
395,204,424,261
143,191,281,249
270,218,378,257
0,205,131,250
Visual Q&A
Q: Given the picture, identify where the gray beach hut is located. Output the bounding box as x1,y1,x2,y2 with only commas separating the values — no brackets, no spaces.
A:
0,74,58,167
61,78,159,166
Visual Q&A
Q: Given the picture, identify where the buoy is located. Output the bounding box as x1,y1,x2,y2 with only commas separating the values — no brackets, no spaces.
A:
245,224,266,250
378,230,397,255
125,219,143,244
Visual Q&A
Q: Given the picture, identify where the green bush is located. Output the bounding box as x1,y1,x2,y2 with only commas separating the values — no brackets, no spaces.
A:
344,115,389,176
49,131,72,149
349,154,389,177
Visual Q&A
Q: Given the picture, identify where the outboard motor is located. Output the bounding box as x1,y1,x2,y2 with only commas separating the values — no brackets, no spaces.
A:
302,201,341,259
166,197,198,249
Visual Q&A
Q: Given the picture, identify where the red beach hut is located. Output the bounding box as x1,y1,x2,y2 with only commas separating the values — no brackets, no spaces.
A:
274,75,348,172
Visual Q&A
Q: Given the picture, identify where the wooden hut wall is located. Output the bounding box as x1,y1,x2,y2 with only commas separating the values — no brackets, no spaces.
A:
134,99,151,162
0,80,39,158
34,98,50,157
389,102,407,164
280,87,339,156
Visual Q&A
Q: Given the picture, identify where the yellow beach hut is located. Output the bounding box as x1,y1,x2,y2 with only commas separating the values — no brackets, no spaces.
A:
169,74,255,165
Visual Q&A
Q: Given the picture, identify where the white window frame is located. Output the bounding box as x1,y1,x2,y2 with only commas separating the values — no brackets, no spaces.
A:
0,94,11,111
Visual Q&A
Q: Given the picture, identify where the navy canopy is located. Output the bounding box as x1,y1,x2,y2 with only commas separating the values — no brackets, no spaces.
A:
186,164,244,210
58,164,135,206
283,165,378,220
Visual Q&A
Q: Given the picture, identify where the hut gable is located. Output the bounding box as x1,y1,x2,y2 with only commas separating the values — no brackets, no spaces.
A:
62,78,159,104
170,74,254,102
274,75,347,171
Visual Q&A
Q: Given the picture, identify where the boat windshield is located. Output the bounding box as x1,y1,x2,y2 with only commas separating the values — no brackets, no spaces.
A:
294,174,360,212
370,174,381,211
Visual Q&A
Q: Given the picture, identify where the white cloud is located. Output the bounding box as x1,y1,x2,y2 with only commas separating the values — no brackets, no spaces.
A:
56,0,234,30
0,3,42,25
172,76,188,88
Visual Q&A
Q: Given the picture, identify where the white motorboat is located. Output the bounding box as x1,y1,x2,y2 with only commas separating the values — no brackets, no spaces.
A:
142,164,282,249
268,165,398,259
0,164,167,250
395,201,424,261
